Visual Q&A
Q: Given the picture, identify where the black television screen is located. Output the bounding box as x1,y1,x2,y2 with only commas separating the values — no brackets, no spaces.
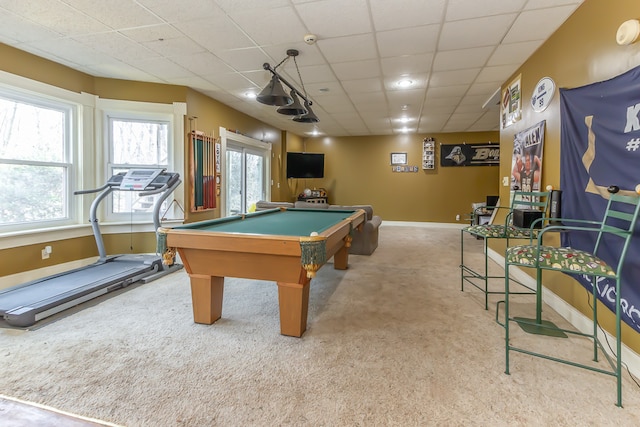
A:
286,152,324,178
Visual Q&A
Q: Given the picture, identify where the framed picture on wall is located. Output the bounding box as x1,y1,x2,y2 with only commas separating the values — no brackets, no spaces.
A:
390,152,407,165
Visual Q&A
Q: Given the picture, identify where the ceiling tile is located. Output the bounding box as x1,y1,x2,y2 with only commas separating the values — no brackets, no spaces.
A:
173,16,255,52
524,0,584,11
1,1,112,35
475,64,518,84
439,14,517,50
143,36,207,57
487,40,544,66
376,25,440,57
295,0,372,38
172,52,235,76
341,78,384,94
128,57,195,80
72,32,160,62
136,0,224,22
426,85,469,98
0,11,63,43
214,0,291,12
63,0,163,29
226,6,308,46
433,46,495,72
445,0,527,21
331,60,381,80
370,0,446,31
119,24,184,43
380,54,434,78
429,68,480,87
215,48,273,73
503,5,580,43
317,34,378,64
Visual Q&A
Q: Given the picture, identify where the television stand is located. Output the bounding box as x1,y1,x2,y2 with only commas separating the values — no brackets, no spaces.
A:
297,196,327,204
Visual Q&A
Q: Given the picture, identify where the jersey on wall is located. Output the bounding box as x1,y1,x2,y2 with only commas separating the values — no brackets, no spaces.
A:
560,65,640,333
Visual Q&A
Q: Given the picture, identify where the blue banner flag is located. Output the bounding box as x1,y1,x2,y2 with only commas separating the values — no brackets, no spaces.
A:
560,65,640,333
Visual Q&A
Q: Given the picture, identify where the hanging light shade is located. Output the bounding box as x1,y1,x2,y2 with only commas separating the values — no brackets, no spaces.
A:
256,75,293,106
256,49,320,123
277,90,307,116
293,100,319,123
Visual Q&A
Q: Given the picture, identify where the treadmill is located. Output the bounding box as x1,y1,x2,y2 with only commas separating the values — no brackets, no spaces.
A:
0,169,183,327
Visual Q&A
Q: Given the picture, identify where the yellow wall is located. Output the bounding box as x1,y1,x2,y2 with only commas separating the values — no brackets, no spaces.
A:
294,132,500,222
493,0,640,353
183,89,283,223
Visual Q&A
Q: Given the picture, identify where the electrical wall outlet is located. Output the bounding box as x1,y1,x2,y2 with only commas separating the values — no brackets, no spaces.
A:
41,245,52,259
456,214,460,221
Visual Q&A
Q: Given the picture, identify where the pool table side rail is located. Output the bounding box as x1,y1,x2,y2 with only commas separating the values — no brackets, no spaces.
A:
157,209,365,258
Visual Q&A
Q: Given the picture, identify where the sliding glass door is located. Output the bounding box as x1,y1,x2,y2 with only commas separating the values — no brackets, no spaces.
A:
221,128,270,216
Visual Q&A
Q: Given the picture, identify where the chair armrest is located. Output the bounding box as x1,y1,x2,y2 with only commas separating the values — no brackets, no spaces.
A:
368,215,382,228
535,221,613,245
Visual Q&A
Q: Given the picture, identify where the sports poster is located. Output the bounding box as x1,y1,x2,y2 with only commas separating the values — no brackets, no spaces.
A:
560,65,640,333
440,144,500,166
510,120,545,194
501,75,522,129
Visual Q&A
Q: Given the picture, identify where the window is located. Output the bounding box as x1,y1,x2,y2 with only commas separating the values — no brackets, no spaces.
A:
0,72,185,236
0,89,74,229
108,117,169,216
99,100,185,223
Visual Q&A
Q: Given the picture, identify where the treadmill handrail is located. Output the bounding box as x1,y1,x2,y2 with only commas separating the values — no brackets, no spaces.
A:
74,183,110,195
77,171,182,261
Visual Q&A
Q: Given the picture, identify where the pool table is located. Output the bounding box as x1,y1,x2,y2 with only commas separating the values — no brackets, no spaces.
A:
158,207,365,337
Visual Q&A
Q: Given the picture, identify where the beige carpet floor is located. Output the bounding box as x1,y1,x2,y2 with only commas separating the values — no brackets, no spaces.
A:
1,225,640,426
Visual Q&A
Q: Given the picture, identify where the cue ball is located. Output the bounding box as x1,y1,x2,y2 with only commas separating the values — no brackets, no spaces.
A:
310,231,318,236
546,184,553,191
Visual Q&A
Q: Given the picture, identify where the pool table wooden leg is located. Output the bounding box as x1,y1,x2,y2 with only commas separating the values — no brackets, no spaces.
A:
333,243,349,270
277,274,310,337
189,274,224,324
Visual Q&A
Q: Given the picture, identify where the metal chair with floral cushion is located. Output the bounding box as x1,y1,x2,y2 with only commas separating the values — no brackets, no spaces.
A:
501,186,640,407
460,190,551,309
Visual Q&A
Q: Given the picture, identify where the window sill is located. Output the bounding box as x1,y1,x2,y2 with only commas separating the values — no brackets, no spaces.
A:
0,219,184,250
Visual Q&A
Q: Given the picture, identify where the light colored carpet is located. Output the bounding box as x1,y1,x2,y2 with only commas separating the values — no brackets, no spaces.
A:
1,225,640,426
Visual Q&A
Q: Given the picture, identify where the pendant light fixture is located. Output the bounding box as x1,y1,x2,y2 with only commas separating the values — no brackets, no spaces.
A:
257,49,319,123
256,75,293,106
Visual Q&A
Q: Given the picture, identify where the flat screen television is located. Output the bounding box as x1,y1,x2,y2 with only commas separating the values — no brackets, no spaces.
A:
286,152,324,178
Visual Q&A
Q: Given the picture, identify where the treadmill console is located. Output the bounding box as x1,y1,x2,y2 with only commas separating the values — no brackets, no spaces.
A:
106,169,180,191
120,169,163,190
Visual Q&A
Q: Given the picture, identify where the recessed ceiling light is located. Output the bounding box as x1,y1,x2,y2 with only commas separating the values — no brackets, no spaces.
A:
398,117,411,123
401,104,409,110
245,91,257,99
319,88,330,93
396,79,414,88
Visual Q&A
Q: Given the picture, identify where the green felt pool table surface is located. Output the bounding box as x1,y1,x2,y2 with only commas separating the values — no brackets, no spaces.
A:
172,208,359,236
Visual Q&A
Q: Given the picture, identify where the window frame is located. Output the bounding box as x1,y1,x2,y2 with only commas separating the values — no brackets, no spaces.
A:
0,72,83,233
96,99,185,224
0,70,186,246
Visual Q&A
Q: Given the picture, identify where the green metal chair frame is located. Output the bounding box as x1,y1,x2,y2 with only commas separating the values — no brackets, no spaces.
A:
499,190,640,407
460,190,551,309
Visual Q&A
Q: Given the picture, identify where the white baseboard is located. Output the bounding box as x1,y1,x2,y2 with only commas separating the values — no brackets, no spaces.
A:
382,220,466,229
487,247,640,379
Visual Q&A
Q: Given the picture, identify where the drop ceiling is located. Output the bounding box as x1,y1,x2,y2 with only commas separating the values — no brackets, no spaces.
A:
0,0,584,137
